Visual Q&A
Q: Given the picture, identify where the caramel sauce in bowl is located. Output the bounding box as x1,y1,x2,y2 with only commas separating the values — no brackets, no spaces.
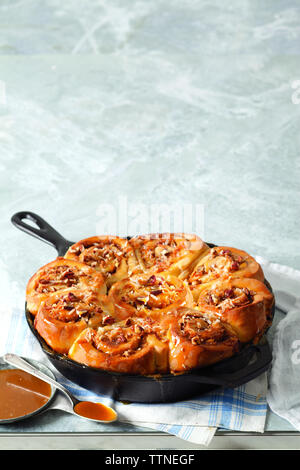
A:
0,358,56,424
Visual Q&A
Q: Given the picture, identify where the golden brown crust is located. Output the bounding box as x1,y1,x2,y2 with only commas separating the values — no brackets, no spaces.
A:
196,278,274,343
34,290,110,354
65,236,139,288
130,233,209,277
188,246,264,301
26,236,274,375
68,321,169,374
167,307,240,373
107,272,193,321
26,258,106,316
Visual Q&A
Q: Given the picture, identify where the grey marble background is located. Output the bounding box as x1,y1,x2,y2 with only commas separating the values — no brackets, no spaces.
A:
0,0,299,274
0,0,299,438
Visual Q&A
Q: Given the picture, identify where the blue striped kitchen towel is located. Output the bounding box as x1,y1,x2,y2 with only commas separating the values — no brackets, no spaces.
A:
39,368,267,446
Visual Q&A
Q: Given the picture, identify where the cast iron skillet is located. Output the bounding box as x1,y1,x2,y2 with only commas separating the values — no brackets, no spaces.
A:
11,211,274,403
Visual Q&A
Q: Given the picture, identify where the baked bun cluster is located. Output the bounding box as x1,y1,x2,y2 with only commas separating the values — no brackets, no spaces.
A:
26,234,274,375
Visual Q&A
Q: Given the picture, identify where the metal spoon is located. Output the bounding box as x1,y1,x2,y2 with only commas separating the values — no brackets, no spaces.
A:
3,353,117,424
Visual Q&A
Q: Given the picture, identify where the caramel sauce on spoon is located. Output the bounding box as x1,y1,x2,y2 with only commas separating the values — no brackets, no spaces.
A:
73,401,117,421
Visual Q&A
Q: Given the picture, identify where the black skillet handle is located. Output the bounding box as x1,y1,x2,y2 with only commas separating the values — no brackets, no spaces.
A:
186,341,272,388
11,211,74,257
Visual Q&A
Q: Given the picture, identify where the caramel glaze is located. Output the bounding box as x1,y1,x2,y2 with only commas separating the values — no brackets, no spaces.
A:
0,369,51,420
73,401,116,421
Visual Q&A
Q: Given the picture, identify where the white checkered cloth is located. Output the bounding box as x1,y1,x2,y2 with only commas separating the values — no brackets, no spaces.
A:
263,260,300,431
2,256,297,446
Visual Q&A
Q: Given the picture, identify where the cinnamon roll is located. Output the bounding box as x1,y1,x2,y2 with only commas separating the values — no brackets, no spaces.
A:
188,246,264,301
65,236,138,288
107,272,193,321
68,320,169,374
130,233,209,277
34,290,111,354
167,308,240,373
196,278,274,342
26,258,106,316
